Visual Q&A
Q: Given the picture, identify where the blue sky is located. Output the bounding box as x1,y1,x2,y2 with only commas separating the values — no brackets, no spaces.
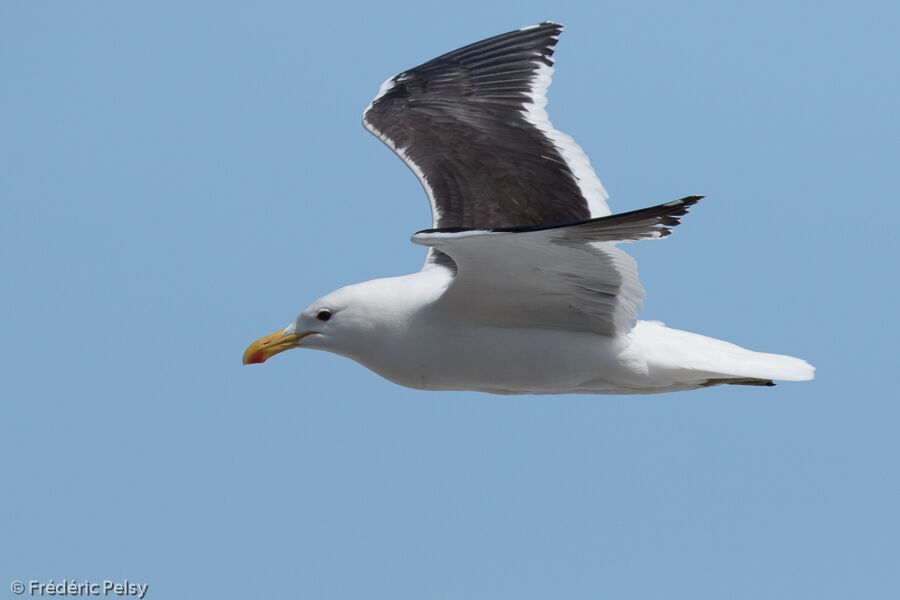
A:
1,1,897,598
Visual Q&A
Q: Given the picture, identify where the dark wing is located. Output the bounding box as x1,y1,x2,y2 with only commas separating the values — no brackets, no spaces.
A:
363,22,610,238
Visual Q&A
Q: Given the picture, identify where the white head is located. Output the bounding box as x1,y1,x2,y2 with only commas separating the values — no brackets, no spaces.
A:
242,273,442,365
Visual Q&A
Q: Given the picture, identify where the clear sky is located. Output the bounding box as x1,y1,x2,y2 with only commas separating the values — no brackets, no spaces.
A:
2,1,897,598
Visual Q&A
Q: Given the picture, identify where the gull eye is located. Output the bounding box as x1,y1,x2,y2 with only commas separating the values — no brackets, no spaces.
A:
316,309,333,322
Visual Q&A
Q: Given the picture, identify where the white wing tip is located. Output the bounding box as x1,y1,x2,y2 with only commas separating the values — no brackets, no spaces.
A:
519,21,563,32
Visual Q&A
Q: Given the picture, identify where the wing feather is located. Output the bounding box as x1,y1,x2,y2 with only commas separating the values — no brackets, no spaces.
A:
411,197,702,335
363,23,610,239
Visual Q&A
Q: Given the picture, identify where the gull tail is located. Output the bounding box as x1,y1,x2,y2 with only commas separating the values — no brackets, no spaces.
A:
631,321,815,388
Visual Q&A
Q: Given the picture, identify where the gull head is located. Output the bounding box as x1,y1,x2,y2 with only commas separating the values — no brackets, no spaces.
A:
242,275,433,365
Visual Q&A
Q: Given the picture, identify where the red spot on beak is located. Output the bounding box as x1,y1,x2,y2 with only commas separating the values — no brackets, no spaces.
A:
246,351,267,364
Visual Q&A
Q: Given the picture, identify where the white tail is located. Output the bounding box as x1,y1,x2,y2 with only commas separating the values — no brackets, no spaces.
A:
631,320,815,386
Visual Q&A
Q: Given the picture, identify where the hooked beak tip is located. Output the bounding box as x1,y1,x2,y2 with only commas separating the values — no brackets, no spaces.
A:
242,330,311,366
243,350,268,365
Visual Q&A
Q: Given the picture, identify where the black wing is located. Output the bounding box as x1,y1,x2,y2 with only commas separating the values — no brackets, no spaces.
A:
363,22,610,237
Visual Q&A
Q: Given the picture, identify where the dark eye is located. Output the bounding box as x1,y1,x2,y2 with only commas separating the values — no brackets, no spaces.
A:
316,309,332,322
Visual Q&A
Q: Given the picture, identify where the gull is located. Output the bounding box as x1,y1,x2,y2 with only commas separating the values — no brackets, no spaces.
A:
242,22,814,394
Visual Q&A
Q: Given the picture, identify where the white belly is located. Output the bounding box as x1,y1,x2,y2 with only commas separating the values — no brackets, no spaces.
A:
343,318,651,395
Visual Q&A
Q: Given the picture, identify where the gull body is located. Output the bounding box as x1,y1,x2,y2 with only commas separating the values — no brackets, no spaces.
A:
243,23,814,394
271,268,812,395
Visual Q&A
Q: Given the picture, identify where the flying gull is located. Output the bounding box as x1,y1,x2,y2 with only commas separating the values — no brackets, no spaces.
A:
242,23,814,394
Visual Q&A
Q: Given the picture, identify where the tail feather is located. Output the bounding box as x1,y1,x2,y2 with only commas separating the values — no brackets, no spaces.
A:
632,320,815,386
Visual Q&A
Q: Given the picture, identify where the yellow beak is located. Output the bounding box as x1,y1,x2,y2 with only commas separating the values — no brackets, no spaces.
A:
242,330,310,365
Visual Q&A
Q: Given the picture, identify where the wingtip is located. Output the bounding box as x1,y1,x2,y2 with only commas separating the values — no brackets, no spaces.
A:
521,21,563,30
664,195,703,208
